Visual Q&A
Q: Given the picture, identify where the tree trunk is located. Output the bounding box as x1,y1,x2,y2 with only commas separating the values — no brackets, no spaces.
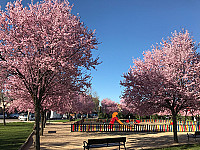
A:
172,113,178,143
27,111,30,121
41,111,44,136
197,115,199,131
35,99,41,150
3,103,6,126
44,110,47,128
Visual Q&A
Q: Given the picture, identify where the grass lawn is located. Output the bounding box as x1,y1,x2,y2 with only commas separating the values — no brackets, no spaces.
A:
0,122,34,150
149,144,200,150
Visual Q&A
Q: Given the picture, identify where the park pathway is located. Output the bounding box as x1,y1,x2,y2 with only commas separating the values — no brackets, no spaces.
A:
29,122,199,150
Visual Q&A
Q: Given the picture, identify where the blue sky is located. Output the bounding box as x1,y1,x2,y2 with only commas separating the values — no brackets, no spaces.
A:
1,0,200,103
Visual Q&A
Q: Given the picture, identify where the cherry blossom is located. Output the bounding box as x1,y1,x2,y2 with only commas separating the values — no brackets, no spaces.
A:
0,0,99,149
101,98,119,114
121,30,200,142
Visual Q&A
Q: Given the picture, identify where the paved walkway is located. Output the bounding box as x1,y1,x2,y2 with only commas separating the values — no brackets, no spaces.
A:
0,119,20,123
29,122,200,150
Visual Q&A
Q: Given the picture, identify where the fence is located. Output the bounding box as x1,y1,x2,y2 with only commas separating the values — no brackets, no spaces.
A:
71,124,200,132
84,119,197,125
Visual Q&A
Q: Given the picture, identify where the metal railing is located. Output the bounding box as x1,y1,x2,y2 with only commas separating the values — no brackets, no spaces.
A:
71,123,200,132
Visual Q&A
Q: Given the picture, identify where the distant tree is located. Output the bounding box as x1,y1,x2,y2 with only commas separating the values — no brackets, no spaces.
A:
50,92,95,114
101,98,119,116
0,0,99,149
91,92,100,112
78,94,95,115
85,88,100,113
121,30,200,143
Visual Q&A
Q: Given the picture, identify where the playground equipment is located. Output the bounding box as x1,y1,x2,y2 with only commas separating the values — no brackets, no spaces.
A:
109,112,124,125
109,112,141,125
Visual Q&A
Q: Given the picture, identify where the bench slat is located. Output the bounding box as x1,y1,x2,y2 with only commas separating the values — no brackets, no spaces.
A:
88,143,121,148
88,137,126,145
195,131,200,135
83,137,126,150
88,139,107,145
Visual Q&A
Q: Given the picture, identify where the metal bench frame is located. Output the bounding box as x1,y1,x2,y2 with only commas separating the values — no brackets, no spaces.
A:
83,137,126,150
187,131,200,141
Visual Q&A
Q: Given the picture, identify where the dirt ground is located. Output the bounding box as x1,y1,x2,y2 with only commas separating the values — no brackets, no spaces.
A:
29,122,200,150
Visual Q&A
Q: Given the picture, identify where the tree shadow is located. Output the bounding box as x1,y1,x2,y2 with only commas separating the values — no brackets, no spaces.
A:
127,133,200,149
40,122,200,150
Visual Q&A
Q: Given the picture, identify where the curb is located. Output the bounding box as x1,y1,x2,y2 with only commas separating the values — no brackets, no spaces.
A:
19,130,35,150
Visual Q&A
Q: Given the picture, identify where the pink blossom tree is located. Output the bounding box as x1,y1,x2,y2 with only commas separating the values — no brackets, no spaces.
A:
8,91,95,134
48,92,95,115
121,30,200,142
78,94,95,115
119,99,131,115
8,90,76,135
101,98,119,116
0,0,99,149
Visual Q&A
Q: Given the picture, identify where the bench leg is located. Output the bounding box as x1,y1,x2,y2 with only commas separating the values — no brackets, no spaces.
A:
123,142,126,150
194,135,197,142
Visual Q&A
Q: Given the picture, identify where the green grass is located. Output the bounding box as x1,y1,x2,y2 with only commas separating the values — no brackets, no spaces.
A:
0,122,34,150
149,144,200,150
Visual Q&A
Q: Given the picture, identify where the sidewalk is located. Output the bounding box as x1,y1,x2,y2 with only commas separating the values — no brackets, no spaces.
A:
29,122,199,150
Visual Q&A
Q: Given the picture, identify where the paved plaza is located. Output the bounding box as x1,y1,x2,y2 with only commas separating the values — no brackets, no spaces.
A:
29,122,200,150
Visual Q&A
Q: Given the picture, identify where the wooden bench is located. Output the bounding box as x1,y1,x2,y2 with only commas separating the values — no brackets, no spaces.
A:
187,131,200,141
83,137,126,150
